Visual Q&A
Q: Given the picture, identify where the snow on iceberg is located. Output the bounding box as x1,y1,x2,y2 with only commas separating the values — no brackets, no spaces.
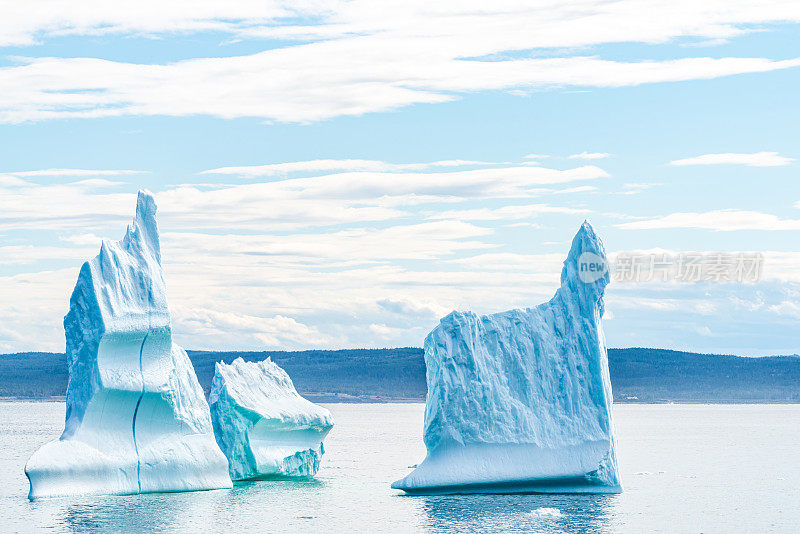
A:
392,221,621,494
209,357,334,480
25,190,231,499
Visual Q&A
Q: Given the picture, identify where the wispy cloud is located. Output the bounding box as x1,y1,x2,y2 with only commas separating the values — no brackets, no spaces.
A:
164,221,494,263
0,164,609,231
201,159,501,177
0,169,147,188
3,169,148,177
376,297,451,319
428,204,588,222
617,182,662,195
618,209,800,231
0,156,610,352
3,1,800,49
0,2,298,47
569,152,612,160
669,152,795,167
173,307,331,349
4,55,798,124
1,2,800,123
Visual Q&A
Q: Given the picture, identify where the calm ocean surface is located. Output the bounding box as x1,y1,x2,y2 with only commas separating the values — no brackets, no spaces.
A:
2,402,799,533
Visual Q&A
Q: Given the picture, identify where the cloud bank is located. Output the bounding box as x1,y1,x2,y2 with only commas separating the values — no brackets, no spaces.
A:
1,2,800,123
670,152,795,167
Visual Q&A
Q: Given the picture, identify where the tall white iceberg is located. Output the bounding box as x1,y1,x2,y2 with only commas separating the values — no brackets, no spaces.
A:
209,357,333,480
25,190,232,499
392,221,621,494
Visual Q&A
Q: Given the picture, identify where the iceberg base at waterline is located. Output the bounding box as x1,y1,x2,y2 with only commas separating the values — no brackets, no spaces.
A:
210,357,334,481
25,341,233,499
392,221,621,495
391,441,621,495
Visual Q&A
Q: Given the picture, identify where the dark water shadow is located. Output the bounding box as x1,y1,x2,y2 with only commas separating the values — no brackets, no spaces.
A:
417,493,618,533
231,475,326,494
58,491,210,534
56,476,330,532
397,476,620,495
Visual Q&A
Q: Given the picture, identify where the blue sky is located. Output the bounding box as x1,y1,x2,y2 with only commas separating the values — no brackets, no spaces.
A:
1,2,799,355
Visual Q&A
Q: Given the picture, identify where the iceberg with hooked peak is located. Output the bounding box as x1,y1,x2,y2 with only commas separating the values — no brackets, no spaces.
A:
25,190,232,499
209,357,334,480
392,221,621,494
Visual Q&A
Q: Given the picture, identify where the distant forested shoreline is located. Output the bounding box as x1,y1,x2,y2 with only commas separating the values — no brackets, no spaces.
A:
2,347,799,403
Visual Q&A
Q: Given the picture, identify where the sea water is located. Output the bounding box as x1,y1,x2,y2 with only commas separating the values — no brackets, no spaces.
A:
2,402,799,533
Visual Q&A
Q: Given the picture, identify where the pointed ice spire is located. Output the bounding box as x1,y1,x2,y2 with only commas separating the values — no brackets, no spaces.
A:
559,220,609,311
122,189,161,265
135,189,161,263
561,220,607,282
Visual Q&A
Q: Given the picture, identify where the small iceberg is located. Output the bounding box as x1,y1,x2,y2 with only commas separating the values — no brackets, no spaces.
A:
529,507,564,518
25,191,231,499
209,357,334,480
392,221,622,494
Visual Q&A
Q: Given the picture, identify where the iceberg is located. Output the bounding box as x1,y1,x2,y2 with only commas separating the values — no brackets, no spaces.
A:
209,357,333,480
392,221,621,494
25,190,232,499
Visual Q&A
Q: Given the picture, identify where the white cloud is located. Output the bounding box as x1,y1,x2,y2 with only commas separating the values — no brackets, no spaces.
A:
0,169,145,189
4,1,800,49
569,152,612,160
1,2,800,123
618,210,800,231
768,300,800,319
0,1,298,47
59,233,106,246
376,298,450,319
694,325,714,336
504,222,544,229
4,232,800,354
669,151,795,167
180,164,608,209
553,185,597,195
164,220,494,263
0,268,76,352
173,306,330,349
3,54,798,124
201,159,500,177
0,164,608,231
608,296,682,311
4,168,147,177
368,323,407,340
66,179,127,188
4,154,800,354
617,182,662,195
759,252,800,283
694,302,718,315
0,175,32,187
164,164,607,231
448,253,565,274
0,245,95,265
429,204,588,221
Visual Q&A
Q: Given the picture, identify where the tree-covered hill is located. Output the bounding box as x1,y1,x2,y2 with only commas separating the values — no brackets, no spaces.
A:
1,347,799,403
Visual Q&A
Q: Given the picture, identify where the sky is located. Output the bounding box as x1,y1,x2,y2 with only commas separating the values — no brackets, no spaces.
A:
1,1,799,355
